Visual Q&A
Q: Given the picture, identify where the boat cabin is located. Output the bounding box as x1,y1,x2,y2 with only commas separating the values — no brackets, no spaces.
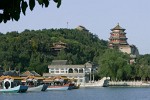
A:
0,76,23,89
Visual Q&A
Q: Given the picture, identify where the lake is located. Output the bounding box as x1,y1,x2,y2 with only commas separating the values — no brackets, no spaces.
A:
0,87,150,100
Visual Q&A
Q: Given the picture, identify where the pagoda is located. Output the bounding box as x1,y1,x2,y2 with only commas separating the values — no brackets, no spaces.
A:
109,23,128,48
51,41,67,55
108,23,139,64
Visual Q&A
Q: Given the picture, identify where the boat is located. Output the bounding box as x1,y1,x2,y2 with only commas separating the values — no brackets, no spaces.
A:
47,84,69,91
43,76,70,91
21,76,48,92
70,83,80,89
0,76,28,93
68,78,80,90
27,84,48,92
41,84,48,91
0,85,28,93
74,85,80,89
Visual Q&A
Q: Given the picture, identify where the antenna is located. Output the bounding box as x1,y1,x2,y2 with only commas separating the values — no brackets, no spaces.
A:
67,22,69,29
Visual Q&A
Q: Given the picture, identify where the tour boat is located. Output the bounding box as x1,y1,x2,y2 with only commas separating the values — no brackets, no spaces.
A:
21,75,48,92
0,76,28,93
47,84,69,91
27,84,48,92
43,76,73,91
0,85,28,93
68,83,80,90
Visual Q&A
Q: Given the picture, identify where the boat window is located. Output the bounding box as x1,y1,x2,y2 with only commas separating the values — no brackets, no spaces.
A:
11,82,14,88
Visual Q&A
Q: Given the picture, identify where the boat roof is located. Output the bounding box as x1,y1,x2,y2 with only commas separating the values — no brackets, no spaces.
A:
20,71,41,77
0,75,23,80
23,76,44,80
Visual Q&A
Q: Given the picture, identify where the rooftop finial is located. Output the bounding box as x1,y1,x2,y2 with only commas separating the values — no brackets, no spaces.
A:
117,23,119,26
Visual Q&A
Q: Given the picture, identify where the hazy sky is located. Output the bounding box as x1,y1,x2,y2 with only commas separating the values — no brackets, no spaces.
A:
0,0,150,54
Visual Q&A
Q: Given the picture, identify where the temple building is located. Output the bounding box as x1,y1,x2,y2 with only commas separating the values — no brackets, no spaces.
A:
108,24,139,63
43,60,97,84
75,25,89,32
51,41,67,55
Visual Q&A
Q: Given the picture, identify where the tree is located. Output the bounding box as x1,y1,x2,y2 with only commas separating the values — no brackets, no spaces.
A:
0,28,108,74
98,49,130,80
0,0,61,23
123,64,132,80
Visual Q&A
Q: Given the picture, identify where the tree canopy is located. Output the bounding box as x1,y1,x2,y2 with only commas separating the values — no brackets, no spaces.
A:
0,28,150,80
0,0,61,23
97,49,150,81
98,49,131,81
0,28,108,74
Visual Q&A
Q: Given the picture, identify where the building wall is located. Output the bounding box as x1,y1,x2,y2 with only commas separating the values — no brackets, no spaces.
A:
119,45,139,57
44,65,93,84
119,45,131,54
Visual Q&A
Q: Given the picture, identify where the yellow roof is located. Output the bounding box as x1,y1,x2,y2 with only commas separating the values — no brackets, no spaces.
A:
0,76,23,80
23,76,44,80
53,76,69,80
43,79,53,83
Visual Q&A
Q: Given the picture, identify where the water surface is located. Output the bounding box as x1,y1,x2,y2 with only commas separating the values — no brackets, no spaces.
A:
0,87,150,100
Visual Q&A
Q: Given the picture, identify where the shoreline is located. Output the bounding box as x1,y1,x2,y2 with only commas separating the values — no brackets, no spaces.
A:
79,80,150,88
109,81,150,87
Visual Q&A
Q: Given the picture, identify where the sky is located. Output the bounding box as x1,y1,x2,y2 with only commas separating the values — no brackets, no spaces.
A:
0,0,150,54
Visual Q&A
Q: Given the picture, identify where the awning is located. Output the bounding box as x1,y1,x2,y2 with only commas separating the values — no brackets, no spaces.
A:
0,75,23,80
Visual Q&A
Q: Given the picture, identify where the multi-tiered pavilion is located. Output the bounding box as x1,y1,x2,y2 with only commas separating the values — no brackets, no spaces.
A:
108,23,139,63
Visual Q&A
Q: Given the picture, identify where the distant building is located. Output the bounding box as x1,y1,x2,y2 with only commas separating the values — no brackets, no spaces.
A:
43,60,96,84
51,41,67,55
76,25,89,32
108,23,139,63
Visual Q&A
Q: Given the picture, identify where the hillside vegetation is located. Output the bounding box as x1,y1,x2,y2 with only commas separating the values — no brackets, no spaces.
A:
0,28,150,81
0,29,107,74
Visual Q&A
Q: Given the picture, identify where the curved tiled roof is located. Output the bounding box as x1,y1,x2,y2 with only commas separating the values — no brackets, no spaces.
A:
51,60,68,65
111,23,125,31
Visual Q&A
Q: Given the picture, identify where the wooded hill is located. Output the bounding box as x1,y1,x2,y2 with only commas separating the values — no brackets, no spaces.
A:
0,28,150,81
0,29,108,74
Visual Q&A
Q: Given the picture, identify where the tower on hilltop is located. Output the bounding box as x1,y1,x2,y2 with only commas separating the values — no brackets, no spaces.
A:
109,23,128,48
108,23,139,64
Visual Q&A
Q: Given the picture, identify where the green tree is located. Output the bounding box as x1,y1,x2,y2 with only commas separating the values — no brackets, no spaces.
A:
123,64,132,80
0,28,108,74
0,0,61,23
98,49,130,81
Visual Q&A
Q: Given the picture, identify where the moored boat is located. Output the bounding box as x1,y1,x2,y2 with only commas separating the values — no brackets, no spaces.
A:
68,83,80,90
41,84,48,91
0,76,28,93
47,84,69,91
0,85,28,93
43,76,70,91
21,76,48,92
27,84,48,92
68,78,80,90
